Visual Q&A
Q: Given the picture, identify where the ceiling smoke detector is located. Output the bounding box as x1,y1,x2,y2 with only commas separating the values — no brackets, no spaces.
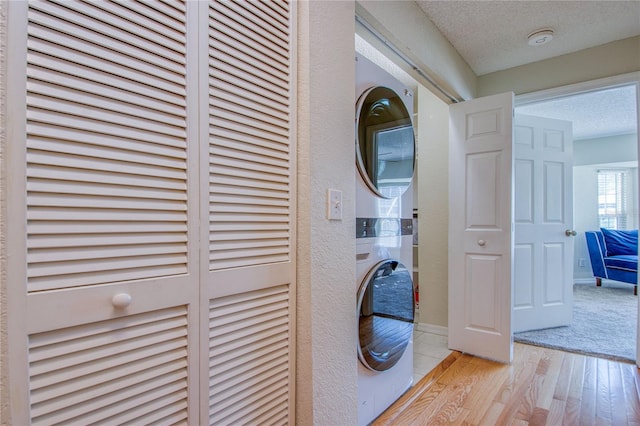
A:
527,28,554,46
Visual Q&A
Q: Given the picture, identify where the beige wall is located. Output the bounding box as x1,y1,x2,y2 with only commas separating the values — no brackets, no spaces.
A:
356,0,476,101
295,1,477,420
416,86,450,328
0,0,5,423
574,134,639,167
296,1,358,425
478,36,640,97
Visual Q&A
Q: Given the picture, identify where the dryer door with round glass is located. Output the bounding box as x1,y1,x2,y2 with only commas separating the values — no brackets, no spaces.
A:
355,86,415,199
357,260,415,372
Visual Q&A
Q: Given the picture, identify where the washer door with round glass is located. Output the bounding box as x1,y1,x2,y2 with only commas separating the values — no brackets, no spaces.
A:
357,260,415,372
355,86,415,199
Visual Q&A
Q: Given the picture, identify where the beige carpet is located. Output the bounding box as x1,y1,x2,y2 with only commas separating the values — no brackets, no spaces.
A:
514,281,638,363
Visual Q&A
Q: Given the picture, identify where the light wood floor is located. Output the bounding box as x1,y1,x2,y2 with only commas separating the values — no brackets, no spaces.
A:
374,343,640,425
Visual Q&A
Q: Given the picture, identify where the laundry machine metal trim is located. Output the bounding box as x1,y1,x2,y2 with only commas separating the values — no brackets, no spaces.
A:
355,217,413,239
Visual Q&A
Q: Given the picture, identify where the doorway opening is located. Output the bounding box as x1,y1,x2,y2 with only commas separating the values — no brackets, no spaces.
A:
513,82,639,363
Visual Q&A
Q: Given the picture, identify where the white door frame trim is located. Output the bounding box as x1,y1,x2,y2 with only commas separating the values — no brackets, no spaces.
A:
515,72,640,106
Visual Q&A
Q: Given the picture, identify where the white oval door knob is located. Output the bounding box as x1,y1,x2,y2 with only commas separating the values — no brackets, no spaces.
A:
112,293,132,309
478,239,486,246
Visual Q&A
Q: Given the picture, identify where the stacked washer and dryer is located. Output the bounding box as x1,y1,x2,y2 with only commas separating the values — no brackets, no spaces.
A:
355,54,417,426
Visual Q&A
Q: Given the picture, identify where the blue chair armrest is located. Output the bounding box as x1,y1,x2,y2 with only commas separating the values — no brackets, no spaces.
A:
585,231,607,279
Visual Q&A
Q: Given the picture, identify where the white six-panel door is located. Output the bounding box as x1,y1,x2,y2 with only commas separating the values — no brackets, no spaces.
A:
448,92,514,364
513,114,574,333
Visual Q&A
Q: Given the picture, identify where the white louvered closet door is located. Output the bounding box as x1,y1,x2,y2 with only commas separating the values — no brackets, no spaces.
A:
202,1,296,425
9,0,200,424
7,0,296,424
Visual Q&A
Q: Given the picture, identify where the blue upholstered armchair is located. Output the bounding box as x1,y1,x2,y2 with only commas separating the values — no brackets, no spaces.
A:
585,229,638,295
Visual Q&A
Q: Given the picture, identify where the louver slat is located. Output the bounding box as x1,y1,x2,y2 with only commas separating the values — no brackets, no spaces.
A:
27,151,187,178
28,180,186,201
28,221,187,235
209,0,292,271
211,2,288,62
27,69,186,117
28,5,185,72
210,76,289,120
29,307,189,426
209,285,290,425
210,95,288,131
210,7,288,80
215,1,288,42
209,106,288,140
26,0,189,291
28,82,186,127
251,0,288,26
54,0,187,46
27,134,186,166
27,93,186,138
210,60,289,109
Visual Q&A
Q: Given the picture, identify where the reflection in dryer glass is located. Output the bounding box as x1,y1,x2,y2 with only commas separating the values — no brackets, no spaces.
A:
358,260,414,371
356,86,415,200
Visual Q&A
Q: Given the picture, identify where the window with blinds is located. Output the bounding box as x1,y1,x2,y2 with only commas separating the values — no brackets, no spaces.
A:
597,169,631,229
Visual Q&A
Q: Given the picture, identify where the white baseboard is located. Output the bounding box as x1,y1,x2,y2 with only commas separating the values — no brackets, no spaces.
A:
415,279,599,335
416,322,448,336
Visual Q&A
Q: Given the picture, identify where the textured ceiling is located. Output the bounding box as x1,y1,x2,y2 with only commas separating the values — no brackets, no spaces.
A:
416,1,640,76
516,85,638,140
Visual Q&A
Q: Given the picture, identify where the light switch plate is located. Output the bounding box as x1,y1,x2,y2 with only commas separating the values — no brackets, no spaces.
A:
327,188,342,220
